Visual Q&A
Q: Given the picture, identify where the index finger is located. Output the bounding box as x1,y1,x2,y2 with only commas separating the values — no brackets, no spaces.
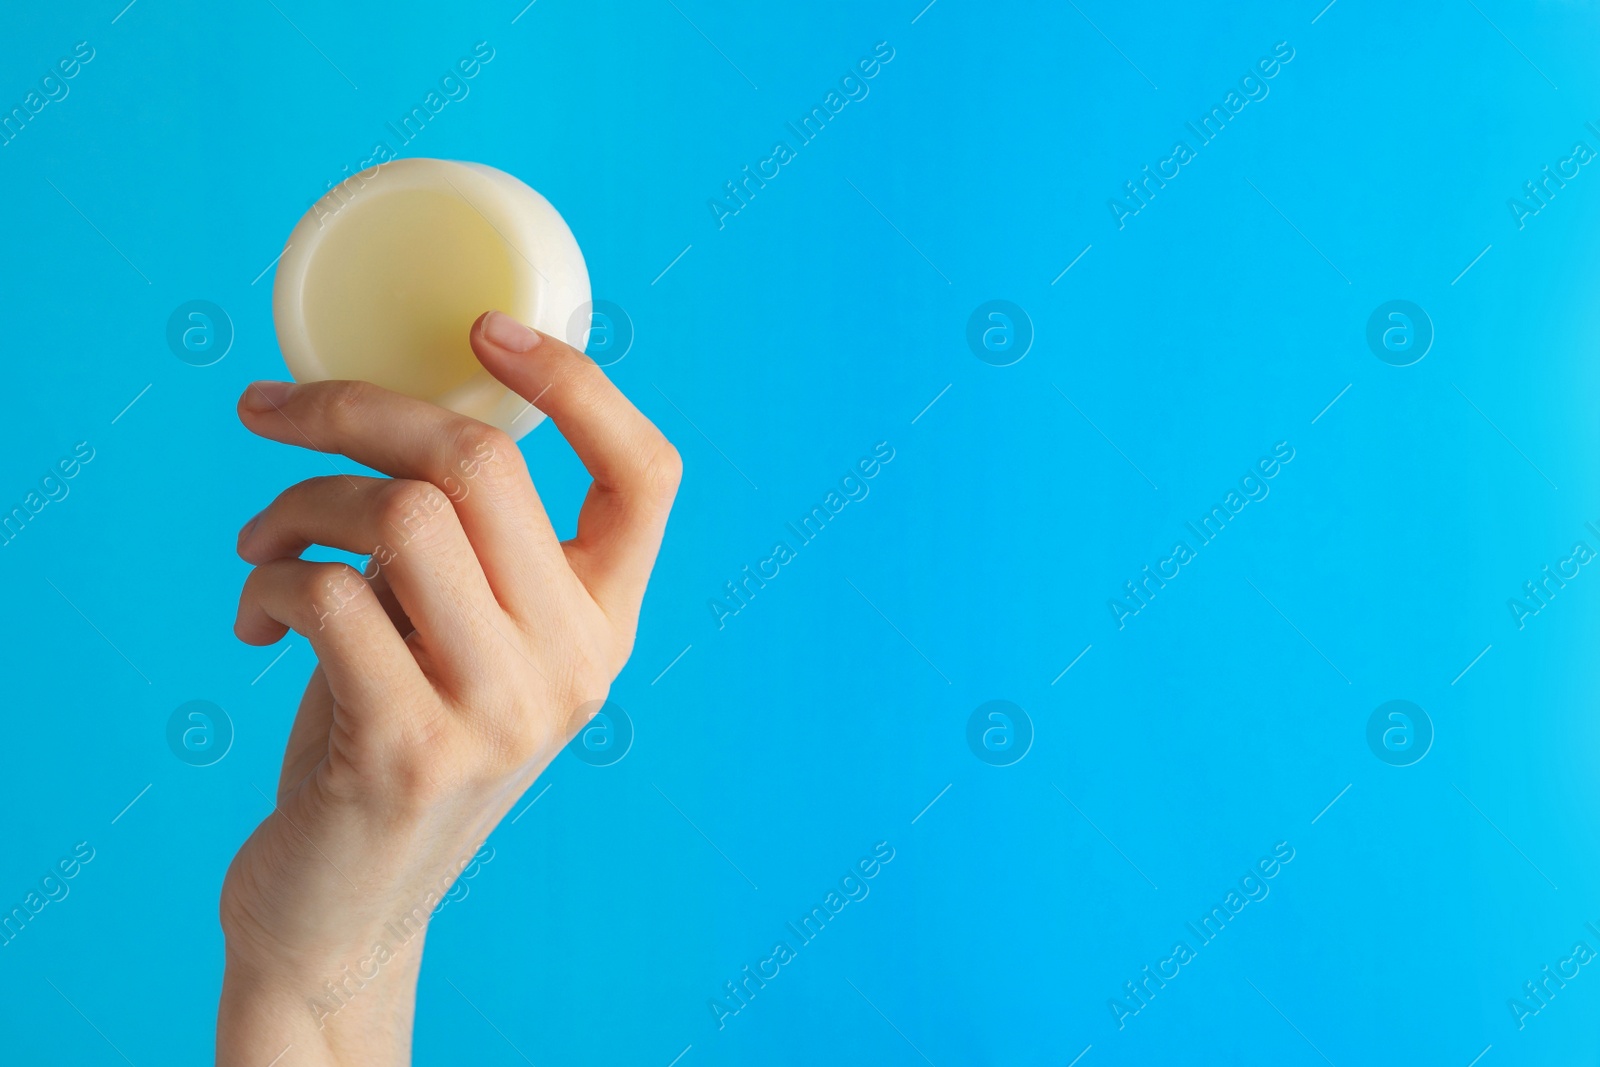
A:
237,378,566,621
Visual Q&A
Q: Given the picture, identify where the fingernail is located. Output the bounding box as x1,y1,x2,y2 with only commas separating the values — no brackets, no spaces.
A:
241,380,295,414
483,310,541,353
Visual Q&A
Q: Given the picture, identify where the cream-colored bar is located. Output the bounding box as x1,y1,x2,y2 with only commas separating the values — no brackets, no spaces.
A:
272,158,590,439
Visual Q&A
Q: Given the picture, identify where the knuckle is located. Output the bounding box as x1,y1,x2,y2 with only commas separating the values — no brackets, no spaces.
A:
377,478,449,538
304,561,368,619
454,419,510,460
316,380,373,431
446,420,517,486
384,747,454,808
638,435,683,501
451,419,511,464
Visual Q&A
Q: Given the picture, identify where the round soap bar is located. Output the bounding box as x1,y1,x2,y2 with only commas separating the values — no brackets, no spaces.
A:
272,158,590,440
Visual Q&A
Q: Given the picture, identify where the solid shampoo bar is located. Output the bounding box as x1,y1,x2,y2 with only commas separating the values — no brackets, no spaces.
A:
272,158,590,439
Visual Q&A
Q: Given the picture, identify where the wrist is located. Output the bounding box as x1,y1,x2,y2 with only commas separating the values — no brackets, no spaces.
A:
218,953,334,1067
219,935,426,1067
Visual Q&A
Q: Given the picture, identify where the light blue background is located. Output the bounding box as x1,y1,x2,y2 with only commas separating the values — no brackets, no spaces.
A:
3,0,1599,1063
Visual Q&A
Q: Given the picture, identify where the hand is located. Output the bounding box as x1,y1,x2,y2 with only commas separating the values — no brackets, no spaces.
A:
215,310,681,1066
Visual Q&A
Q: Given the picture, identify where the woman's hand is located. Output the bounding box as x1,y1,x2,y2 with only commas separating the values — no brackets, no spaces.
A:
215,310,680,1066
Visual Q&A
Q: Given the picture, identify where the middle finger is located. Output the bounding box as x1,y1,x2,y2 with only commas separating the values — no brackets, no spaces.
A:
239,473,500,685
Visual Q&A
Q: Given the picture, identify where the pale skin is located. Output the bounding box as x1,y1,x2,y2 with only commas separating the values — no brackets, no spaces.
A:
216,310,681,1065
